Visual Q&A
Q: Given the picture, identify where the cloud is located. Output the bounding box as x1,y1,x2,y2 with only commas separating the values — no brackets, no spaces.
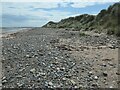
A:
59,2,70,7
1,1,119,27
1,0,120,2
1,0,119,11
70,1,117,8
2,2,72,27
2,2,59,10
71,2,96,8
30,2,59,9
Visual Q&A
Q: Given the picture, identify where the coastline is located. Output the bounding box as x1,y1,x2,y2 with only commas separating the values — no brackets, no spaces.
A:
0,28,33,38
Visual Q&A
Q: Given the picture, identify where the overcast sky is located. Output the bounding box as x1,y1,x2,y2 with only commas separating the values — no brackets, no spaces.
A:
1,1,118,27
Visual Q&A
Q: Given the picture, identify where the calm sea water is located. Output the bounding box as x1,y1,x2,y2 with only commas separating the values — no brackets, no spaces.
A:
1,27,32,34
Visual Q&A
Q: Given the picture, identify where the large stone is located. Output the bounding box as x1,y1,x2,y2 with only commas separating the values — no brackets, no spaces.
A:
30,68,36,73
94,76,98,80
103,72,108,77
70,80,76,85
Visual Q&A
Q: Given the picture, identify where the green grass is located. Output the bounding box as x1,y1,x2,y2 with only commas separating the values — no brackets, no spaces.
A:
115,27,120,37
79,32,87,36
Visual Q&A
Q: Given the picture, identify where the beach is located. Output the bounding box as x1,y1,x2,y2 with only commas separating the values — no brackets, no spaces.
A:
1,27,120,88
0,27,32,38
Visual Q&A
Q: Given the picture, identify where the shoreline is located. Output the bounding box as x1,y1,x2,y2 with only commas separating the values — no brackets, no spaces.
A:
0,28,33,38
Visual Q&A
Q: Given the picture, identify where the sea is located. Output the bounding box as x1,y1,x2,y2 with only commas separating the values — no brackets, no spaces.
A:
0,27,33,37
1,27,32,34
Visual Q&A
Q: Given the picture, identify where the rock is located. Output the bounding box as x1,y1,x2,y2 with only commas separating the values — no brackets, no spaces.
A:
105,82,108,85
70,80,76,85
2,77,6,80
60,67,65,71
108,62,114,67
0,83,2,87
79,84,83,88
38,52,44,56
101,63,107,67
65,74,72,78
117,80,120,84
26,54,32,58
116,72,120,75
50,39,59,44
48,82,53,86
17,82,24,87
2,80,7,84
54,57,58,60
92,83,98,87
74,86,78,88
94,76,98,80
30,68,36,73
16,75,22,78
62,77,67,81
89,71,93,75
52,61,59,65
37,72,46,76
26,63,30,66
13,45,18,49
102,58,112,61
57,44,72,51
103,72,108,77
109,86,113,88
108,44,116,49
35,56,38,59
19,68,25,72
56,67,60,71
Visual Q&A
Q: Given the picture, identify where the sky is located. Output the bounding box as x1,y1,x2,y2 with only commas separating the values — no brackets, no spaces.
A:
1,1,119,27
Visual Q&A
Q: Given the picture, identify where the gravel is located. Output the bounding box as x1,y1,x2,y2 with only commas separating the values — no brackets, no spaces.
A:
1,28,120,88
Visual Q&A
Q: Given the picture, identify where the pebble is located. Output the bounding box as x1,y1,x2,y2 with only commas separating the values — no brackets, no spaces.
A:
16,75,22,78
103,72,108,77
48,82,53,86
2,80,7,84
54,57,58,60
92,83,98,87
26,54,31,58
2,28,119,88
94,76,98,80
0,83,2,87
101,63,107,67
2,77,6,80
38,72,46,76
30,68,36,73
62,77,66,81
19,68,25,72
89,71,93,75
109,86,113,88
70,80,76,85
74,86,78,88
116,72,120,75
56,67,60,71
79,84,83,88
108,62,114,66
65,75,72,78
108,44,116,49
17,82,24,87
60,67,65,71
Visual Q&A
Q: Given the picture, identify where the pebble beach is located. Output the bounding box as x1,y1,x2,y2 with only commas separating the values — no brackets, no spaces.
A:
1,28,120,88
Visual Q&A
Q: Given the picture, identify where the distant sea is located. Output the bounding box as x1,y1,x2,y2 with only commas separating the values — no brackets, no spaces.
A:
1,27,32,34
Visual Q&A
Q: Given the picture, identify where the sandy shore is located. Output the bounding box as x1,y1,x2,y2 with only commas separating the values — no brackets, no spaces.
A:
1,28,120,88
